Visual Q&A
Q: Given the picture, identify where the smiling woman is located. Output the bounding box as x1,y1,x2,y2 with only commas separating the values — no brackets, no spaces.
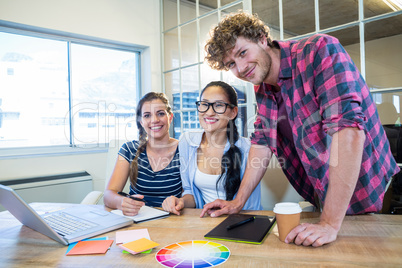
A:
103,92,182,216
161,81,262,216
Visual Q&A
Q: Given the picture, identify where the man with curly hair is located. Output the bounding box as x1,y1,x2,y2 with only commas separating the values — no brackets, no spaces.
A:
201,11,399,247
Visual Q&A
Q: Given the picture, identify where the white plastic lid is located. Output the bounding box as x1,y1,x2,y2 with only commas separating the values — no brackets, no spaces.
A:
273,202,302,214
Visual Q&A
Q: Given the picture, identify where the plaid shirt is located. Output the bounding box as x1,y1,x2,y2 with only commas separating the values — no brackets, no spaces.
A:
251,34,400,214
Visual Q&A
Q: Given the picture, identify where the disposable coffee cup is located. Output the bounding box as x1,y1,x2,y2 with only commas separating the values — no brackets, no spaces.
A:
273,202,302,242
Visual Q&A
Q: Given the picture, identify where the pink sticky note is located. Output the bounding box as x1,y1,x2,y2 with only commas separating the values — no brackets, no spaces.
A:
66,240,114,256
115,229,150,244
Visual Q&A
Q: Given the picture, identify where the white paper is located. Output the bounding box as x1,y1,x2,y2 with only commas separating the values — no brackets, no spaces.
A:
115,229,150,244
111,206,169,223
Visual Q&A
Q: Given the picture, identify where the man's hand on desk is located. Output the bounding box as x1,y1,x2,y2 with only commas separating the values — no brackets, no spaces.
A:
200,199,243,218
285,221,338,247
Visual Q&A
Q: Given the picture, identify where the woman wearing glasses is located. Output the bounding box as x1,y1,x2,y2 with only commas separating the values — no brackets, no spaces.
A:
162,81,262,215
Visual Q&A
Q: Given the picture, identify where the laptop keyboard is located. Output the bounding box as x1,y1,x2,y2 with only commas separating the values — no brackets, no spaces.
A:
43,211,97,236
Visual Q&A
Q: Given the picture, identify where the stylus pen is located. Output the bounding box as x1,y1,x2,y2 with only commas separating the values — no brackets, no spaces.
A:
226,216,255,230
117,191,148,205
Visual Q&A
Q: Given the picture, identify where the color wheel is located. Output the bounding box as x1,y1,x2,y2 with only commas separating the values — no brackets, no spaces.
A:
155,240,230,268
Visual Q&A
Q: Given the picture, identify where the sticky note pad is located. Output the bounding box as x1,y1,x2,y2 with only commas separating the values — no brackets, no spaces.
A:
66,237,108,254
66,240,114,256
115,229,150,244
118,238,159,255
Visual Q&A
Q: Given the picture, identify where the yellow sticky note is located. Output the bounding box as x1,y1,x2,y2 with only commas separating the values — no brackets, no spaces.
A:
118,238,159,255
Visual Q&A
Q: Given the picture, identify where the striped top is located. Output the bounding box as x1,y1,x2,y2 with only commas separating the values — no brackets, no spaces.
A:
118,140,182,207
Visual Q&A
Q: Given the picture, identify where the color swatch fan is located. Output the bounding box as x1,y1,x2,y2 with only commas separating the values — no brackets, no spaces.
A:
155,240,230,268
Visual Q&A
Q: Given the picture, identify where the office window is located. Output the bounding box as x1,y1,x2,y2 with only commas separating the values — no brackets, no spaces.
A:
70,44,138,145
0,28,140,151
162,0,253,139
365,14,402,89
0,32,69,148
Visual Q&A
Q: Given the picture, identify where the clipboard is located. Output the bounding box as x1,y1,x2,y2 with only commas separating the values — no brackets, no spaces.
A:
204,214,276,244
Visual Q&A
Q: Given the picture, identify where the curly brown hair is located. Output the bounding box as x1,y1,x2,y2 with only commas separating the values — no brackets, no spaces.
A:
204,11,273,71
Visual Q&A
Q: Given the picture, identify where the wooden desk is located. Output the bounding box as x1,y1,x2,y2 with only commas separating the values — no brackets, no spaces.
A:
1,203,402,267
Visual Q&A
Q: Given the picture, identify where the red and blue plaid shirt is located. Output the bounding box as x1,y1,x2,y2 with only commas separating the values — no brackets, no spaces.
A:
251,34,400,214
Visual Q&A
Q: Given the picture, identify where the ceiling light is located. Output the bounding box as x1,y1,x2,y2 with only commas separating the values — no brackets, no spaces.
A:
383,0,402,11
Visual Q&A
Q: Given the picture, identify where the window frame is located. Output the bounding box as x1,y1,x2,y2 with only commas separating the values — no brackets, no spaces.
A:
0,20,143,159
162,0,255,139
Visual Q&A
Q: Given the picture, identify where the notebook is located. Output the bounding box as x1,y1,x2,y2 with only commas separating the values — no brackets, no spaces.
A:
111,206,169,223
0,184,133,246
204,214,276,244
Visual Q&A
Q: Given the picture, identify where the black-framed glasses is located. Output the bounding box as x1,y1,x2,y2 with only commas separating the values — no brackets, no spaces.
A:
195,101,235,114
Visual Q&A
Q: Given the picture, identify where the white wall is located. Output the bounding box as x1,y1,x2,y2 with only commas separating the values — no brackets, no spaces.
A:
0,0,161,193
260,156,304,210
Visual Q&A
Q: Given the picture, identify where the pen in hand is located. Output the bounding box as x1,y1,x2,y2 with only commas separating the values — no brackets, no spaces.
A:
226,216,255,230
117,191,147,205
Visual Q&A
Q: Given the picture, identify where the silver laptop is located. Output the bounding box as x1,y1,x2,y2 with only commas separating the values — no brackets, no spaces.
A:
0,184,132,245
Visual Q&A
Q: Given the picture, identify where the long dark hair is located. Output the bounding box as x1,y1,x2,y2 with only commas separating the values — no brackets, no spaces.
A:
129,92,172,186
200,81,242,201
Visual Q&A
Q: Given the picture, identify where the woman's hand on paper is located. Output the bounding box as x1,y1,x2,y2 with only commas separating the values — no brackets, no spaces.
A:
120,194,145,216
162,196,185,215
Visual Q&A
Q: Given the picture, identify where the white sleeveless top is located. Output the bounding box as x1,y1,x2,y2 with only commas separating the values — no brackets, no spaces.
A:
194,168,226,204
